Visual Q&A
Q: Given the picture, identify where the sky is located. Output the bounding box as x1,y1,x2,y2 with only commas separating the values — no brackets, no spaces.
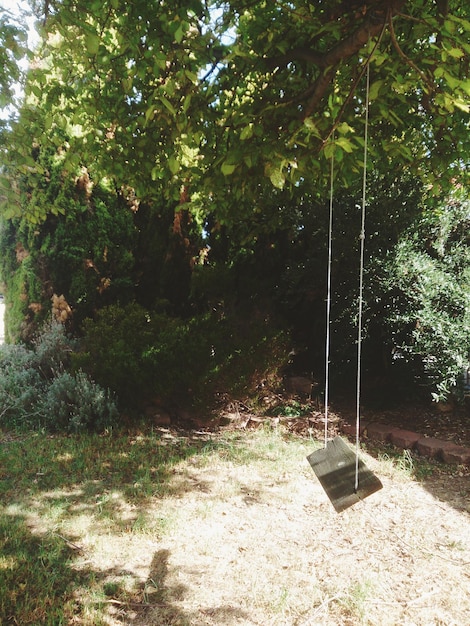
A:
0,0,39,119
1,0,39,46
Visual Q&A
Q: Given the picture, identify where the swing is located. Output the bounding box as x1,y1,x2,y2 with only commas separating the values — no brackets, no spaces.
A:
307,58,382,513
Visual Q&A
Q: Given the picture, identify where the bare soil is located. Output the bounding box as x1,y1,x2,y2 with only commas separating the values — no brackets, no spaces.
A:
85,422,469,626
5,399,469,625
334,397,470,448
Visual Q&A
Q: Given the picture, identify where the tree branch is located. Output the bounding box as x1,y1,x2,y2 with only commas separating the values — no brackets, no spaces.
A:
388,11,434,93
302,11,390,119
263,1,408,119
320,19,388,148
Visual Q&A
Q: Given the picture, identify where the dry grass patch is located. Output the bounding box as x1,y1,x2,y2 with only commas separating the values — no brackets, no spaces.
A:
0,426,469,625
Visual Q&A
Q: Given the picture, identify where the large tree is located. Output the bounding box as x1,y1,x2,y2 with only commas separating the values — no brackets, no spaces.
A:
1,0,468,224
0,1,468,405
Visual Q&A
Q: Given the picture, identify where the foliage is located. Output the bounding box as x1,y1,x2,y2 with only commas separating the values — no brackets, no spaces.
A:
0,236,44,341
37,370,119,432
0,10,27,110
1,1,469,225
0,0,469,413
0,319,118,432
366,189,470,402
0,149,139,340
72,303,163,409
233,0,470,186
75,302,290,412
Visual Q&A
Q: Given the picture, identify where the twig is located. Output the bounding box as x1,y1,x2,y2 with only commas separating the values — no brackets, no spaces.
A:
93,598,167,608
388,12,434,92
405,589,440,607
297,593,343,624
53,532,86,553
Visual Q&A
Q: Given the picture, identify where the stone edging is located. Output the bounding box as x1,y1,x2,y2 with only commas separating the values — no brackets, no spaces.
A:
341,421,470,466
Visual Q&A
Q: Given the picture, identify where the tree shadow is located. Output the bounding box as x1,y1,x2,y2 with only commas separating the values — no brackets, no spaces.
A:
0,431,257,624
0,510,92,624
127,549,254,625
356,439,470,516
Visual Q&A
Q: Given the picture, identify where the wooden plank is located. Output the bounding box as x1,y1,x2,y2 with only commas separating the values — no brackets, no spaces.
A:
307,436,383,513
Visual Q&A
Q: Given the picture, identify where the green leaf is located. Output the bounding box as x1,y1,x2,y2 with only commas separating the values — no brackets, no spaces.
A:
336,122,354,135
30,84,42,99
168,156,180,174
444,19,456,33
323,142,335,160
174,23,186,44
184,69,197,83
240,124,254,140
335,137,354,153
454,99,470,113
160,96,177,116
153,52,168,70
221,161,237,176
447,47,464,59
84,31,100,55
443,72,460,90
460,80,470,96
269,168,285,189
182,94,192,113
151,166,163,180
368,80,383,101
122,77,133,93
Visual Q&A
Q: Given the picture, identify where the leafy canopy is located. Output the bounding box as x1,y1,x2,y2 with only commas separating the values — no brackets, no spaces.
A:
0,0,469,223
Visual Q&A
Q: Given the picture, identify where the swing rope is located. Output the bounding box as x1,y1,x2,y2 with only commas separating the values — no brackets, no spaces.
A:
355,58,371,491
323,132,335,449
323,58,371,491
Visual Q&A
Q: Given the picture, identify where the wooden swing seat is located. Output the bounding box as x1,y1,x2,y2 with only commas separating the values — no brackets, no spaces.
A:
307,436,383,513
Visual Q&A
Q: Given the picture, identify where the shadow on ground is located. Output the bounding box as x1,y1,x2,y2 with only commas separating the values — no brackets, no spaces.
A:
0,430,259,624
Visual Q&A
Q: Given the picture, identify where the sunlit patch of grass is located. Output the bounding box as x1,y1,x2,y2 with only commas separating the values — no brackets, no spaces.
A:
377,446,435,481
0,430,209,624
339,579,377,624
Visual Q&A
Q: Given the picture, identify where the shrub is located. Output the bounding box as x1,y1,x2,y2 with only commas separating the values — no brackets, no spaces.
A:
0,346,45,429
37,370,119,433
367,192,470,403
30,317,78,376
0,320,119,432
73,302,164,410
75,303,290,413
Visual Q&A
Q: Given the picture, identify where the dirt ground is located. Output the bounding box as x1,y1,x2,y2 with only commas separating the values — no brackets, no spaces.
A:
90,421,470,626
335,398,470,449
274,394,470,449
4,396,468,625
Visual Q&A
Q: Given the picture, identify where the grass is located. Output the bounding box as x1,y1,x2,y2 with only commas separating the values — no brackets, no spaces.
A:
0,429,215,625
0,425,469,625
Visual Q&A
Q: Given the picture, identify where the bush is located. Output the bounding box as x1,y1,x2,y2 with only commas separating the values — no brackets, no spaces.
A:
30,317,78,375
37,370,119,433
0,346,44,428
367,192,470,403
0,320,119,432
75,303,290,412
73,303,164,410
